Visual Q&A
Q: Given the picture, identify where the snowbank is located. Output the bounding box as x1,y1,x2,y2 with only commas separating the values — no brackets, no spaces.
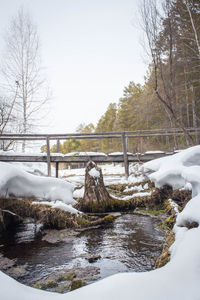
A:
1,146,200,299
0,162,75,211
0,226,200,300
141,145,200,189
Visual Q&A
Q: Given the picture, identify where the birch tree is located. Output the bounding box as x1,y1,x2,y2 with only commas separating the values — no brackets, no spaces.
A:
1,8,50,151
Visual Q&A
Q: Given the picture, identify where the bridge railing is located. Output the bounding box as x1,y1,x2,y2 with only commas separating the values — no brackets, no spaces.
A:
0,128,199,178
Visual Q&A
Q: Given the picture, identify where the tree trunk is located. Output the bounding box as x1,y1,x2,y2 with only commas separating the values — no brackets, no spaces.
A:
79,161,112,212
191,96,199,144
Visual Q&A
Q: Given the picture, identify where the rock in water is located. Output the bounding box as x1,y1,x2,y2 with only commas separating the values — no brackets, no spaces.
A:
79,161,112,212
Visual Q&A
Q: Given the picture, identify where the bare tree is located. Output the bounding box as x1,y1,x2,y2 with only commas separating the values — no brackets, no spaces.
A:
184,0,200,59
140,0,193,145
183,0,200,144
0,82,19,150
0,8,50,151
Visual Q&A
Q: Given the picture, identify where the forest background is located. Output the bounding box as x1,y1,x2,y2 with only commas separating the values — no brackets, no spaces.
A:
44,0,200,155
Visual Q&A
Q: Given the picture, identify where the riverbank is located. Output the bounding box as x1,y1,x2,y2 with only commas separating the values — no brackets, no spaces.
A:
0,212,166,293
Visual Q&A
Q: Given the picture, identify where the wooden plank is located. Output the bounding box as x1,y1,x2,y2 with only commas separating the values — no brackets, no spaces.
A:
46,137,51,176
0,152,173,164
121,133,129,178
0,127,200,140
0,130,199,141
0,155,47,162
55,139,60,178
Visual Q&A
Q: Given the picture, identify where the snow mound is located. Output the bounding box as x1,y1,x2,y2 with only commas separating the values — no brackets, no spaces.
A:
0,162,75,207
141,145,200,189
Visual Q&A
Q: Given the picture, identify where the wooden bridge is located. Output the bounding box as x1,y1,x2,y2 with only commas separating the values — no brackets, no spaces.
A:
0,128,199,178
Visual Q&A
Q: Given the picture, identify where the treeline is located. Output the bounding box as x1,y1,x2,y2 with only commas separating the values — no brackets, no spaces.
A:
44,0,200,154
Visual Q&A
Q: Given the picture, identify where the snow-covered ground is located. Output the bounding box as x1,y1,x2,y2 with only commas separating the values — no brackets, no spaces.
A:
1,146,200,299
0,161,77,214
62,162,146,188
62,162,148,200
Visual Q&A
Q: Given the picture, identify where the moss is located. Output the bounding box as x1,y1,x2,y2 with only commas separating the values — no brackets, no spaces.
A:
58,273,76,282
0,198,82,230
101,214,116,224
106,184,127,192
155,231,175,268
164,213,176,229
55,282,71,293
70,279,87,291
32,281,44,290
78,185,173,213
78,196,136,213
32,280,58,290
137,209,165,216
45,280,58,288
76,217,90,227
10,267,26,275
164,200,181,215
157,222,169,231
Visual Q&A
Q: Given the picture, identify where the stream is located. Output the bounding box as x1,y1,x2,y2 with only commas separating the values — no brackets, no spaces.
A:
0,213,165,290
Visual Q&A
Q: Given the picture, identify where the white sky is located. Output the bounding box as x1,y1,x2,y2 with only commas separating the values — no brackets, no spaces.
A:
0,0,147,133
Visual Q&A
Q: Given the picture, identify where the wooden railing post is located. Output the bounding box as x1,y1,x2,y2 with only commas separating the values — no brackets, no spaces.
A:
126,136,129,152
56,139,60,178
121,132,129,178
46,136,51,176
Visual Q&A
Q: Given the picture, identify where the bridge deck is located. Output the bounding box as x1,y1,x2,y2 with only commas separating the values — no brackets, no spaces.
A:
0,152,173,177
0,129,186,177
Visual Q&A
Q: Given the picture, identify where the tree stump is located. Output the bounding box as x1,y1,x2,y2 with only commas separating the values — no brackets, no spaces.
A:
79,161,113,212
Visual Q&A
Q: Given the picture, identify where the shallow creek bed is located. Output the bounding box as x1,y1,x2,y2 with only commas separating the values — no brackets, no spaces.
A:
0,213,165,293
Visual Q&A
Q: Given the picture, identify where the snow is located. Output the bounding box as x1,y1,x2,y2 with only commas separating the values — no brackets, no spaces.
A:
2,146,200,299
12,161,51,176
108,152,133,156
32,200,79,215
73,187,85,198
64,152,106,156
0,150,46,156
0,162,75,213
60,163,145,187
144,150,165,154
60,163,127,186
168,199,179,215
88,167,100,178
124,183,148,192
112,191,152,201
130,191,152,198
141,145,200,189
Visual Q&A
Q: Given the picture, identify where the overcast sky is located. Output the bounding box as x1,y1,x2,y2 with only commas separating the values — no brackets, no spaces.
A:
0,0,147,133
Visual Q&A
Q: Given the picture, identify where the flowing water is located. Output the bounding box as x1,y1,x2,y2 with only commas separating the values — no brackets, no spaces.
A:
0,213,165,286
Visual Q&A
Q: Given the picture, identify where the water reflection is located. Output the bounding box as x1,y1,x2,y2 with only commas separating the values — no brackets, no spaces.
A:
0,214,165,284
